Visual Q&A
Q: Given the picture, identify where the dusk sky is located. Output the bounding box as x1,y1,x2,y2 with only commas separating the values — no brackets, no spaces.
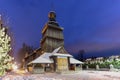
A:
1,0,120,59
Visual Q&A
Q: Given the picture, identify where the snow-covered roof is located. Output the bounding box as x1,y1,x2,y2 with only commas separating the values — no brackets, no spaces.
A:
96,57,103,60
52,47,61,53
28,52,53,64
31,57,53,64
40,52,52,59
70,58,83,64
86,58,92,61
29,46,83,65
52,53,73,57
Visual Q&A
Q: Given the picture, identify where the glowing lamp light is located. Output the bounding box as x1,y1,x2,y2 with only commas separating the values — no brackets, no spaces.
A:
12,63,18,71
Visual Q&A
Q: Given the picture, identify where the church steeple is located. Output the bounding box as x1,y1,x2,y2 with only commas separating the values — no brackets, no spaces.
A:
41,10,64,52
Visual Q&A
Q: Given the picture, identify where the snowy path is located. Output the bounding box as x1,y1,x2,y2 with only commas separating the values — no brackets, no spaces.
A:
1,71,120,80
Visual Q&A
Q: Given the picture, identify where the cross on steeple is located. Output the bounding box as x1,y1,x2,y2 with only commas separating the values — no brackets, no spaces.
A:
51,0,55,11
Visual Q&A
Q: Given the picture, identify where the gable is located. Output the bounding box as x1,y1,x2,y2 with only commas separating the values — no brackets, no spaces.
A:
57,46,68,54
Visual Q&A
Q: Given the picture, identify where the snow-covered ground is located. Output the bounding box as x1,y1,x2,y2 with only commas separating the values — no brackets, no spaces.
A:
1,70,120,80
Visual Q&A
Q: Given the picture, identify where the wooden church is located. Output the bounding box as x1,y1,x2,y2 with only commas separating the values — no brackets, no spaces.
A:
23,11,83,73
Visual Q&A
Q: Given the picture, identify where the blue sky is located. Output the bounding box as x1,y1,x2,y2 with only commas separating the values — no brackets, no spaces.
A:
1,0,120,59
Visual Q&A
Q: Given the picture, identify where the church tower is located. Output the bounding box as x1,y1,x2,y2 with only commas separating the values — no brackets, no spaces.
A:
41,11,64,52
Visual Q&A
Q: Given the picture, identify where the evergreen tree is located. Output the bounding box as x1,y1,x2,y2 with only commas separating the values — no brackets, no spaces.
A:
0,15,13,76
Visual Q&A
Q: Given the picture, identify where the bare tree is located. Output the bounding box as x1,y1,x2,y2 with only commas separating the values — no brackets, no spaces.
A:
17,43,34,67
78,50,85,61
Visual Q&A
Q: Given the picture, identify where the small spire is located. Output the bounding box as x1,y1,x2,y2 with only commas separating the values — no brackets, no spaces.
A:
51,0,55,11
